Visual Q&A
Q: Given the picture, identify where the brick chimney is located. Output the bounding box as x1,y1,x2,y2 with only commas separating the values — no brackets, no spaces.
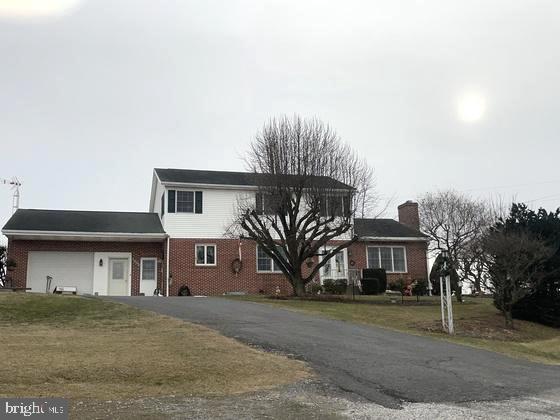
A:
398,200,420,230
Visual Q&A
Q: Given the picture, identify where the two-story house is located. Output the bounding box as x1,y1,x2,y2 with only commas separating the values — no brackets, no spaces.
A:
2,168,428,296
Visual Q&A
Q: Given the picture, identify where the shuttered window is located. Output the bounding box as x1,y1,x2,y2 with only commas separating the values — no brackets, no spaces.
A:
168,190,203,213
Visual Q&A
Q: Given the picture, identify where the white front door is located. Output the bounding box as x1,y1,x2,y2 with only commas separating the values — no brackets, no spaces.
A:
319,247,347,284
108,258,129,296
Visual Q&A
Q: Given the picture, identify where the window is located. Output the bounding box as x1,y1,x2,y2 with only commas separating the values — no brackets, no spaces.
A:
177,191,194,212
141,258,157,281
320,194,351,217
367,246,407,273
255,192,282,215
256,245,283,272
195,244,216,266
167,190,203,213
112,261,125,279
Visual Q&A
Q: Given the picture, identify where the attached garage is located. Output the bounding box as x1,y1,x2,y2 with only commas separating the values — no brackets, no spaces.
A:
3,209,166,296
27,251,94,294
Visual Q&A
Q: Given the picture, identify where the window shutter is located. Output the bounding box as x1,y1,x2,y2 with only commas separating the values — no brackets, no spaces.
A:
319,196,327,217
161,193,165,216
255,193,263,215
343,194,351,217
195,191,203,214
168,190,176,213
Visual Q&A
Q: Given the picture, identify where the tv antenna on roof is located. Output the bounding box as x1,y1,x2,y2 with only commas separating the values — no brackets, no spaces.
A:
1,177,22,213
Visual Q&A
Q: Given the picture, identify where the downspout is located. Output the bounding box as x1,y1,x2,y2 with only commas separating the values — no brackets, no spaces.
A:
166,236,170,297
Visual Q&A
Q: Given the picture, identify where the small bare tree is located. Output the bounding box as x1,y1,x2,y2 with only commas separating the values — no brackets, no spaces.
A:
230,115,375,296
419,190,493,293
482,229,554,328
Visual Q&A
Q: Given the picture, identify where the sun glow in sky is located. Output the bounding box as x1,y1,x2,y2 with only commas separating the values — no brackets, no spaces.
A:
456,90,487,123
0,0,82,19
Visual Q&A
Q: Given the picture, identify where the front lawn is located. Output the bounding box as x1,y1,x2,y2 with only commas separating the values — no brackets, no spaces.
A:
0,294,310,401
228,295,560,365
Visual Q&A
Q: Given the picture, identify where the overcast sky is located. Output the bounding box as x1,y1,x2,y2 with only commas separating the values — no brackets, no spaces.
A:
1,0,559,228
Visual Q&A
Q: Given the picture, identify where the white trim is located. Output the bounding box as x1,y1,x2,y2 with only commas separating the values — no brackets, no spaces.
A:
366,245,408,273
161,181,352,193
195,243,217,266
2,229,167,240
359,236,428,242
163,181,257,191
256,245,282,273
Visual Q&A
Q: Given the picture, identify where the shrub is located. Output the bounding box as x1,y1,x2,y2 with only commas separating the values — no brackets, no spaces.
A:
308,282,323,295
322,279,347,295
512,291,560,328
361,277,380,295
361,268,387,294
412,279,428,296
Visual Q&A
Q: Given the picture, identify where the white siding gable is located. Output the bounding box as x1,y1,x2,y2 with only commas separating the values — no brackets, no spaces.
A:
164,188,253,239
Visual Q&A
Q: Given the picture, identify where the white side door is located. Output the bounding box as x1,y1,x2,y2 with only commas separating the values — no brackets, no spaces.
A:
140,258,157,295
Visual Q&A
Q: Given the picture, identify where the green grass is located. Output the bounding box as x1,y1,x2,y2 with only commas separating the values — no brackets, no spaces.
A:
0,293,141,325
0,293,310,401
228,294,560,365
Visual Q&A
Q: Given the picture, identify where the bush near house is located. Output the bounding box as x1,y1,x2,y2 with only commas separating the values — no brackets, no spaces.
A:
412,279,429,296
361,268,387,295
308,282,323,295
322,279,347,295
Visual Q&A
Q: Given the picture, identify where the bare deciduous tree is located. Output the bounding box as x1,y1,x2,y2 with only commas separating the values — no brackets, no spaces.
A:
419,190,493,293
482,229,554,328
229,115,375,296
0,245,16,288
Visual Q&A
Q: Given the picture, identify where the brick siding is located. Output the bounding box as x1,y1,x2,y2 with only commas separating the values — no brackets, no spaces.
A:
348,240,428,286
6,237,428,296
166,238,293,296
7,239,164,295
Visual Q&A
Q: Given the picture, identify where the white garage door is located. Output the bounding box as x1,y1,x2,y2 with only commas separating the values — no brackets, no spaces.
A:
27,252,94,294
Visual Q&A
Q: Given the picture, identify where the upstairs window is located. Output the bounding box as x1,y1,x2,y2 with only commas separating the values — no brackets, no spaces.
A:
255,192,283,215
196,244,216,266
167,190,203,213
367,246,407,273
177,191,194,212
319,194,351,217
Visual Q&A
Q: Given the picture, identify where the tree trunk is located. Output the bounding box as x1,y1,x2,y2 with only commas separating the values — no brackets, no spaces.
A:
291,273,306,297
474,277,481,294
504,310,514,329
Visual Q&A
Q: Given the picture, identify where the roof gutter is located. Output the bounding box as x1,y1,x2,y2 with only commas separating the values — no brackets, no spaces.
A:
358,236,429,242
2,229,168,240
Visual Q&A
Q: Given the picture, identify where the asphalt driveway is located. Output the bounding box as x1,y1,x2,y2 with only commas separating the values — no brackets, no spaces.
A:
109,296,560,409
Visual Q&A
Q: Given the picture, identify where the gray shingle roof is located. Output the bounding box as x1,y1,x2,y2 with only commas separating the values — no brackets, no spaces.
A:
155,168,351,189
3,209,165,234
354,218,427,239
